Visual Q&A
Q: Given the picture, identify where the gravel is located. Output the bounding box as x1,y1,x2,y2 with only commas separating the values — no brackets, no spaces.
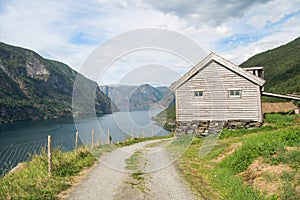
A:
64,139,197,200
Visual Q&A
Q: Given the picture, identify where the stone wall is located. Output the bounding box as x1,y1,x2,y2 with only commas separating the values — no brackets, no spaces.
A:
176,121,210,137
224,120,262,129
176,120,262,137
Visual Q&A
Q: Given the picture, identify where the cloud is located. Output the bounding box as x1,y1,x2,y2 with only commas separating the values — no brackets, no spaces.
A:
99,49,193,86
140,0,272,26
0,0,299,84
216,0,300,63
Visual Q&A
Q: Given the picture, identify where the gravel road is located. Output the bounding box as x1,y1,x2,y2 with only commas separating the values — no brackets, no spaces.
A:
64,139,197,200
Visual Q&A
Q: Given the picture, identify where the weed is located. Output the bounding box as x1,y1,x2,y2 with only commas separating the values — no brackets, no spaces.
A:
125,151,143,171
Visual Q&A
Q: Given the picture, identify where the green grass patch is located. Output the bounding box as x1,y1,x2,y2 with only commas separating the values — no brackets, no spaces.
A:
116,133,173,147
176,114,300,200
125,150,143,171
0,143,115,199
220,114,299,139
124,150,149,193
221,126,300,174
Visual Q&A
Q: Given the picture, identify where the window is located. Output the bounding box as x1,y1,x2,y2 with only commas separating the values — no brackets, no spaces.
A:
194,91,203,97
229,90,241,97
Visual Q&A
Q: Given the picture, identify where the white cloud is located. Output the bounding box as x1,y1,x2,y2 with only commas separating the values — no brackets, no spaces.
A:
218,0,300,64
99,49,192,85
0,0,299,84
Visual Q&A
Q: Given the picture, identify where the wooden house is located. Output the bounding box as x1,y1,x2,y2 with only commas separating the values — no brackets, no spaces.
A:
170,52,266,124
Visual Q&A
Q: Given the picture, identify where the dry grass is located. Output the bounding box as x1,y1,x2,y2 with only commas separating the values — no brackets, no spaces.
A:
262,102,297,114
238,157,295,197
213,142,242,163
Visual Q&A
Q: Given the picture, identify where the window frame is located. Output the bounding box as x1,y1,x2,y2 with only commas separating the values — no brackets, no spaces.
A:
228,89,242,98
194,90,204,97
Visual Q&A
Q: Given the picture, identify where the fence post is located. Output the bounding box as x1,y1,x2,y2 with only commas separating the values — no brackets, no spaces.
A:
48,135,52,176
142,128,144,138
92,128,95,149
107,129,111,144
75,131,79,156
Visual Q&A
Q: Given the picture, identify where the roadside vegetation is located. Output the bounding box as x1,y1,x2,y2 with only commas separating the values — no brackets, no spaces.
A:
176,114,300,200
0,134,172,199
115,133,173,147
0,146,97,199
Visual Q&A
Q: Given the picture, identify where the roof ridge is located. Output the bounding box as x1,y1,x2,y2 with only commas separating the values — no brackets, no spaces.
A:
170,52,265,90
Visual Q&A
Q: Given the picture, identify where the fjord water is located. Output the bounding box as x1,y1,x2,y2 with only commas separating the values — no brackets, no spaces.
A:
0,110,169,173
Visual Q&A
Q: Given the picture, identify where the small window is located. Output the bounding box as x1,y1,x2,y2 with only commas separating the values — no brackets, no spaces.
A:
194,91,203,97
229,90,241,97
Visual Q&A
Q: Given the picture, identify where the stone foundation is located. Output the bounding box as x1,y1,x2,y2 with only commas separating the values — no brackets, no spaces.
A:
176,120,262,136
224,120,262,129
176,120,210,137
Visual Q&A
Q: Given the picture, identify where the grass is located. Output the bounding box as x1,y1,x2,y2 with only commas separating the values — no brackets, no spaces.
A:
0,133,172,199
124,150,149,193
125,150,143,171
0,143,115,199
175,114,300,200
0,146,97,199
115,133,173,147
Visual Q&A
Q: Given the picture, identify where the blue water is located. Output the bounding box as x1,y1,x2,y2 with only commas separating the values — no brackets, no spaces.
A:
0,110,169,174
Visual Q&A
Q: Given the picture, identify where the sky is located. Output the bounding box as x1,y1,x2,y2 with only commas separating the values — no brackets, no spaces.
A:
0,0,299,86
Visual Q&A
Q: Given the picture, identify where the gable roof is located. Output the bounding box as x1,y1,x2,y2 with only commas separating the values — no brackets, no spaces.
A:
170,52,265,90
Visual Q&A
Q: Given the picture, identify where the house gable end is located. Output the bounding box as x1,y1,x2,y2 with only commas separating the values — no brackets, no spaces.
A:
171,52,265,90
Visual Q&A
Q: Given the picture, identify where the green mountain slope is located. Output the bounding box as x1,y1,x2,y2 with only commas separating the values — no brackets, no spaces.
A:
0,42,115,123
241,37,300,95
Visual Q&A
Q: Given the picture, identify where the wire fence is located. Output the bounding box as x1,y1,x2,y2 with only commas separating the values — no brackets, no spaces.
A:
0,127,156,176
0,129,105,176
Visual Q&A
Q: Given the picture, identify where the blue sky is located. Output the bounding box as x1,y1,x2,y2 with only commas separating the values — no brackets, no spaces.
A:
0,0,299,86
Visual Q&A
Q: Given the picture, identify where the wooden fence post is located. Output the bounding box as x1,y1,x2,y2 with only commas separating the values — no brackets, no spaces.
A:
75,131,79,156
92,128,95,149
142,128,145,138
48,135,52,176
107,129,111,144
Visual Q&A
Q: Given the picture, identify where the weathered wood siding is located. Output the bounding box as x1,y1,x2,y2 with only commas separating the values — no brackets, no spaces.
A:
176,61,261,122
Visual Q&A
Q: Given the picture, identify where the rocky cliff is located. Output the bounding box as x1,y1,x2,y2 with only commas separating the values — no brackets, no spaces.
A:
100,84,174,111
0,42,115,123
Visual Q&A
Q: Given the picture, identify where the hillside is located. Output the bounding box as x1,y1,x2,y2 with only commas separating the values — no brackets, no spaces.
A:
241,37,300,95
100,84,174,111
0,42,115,123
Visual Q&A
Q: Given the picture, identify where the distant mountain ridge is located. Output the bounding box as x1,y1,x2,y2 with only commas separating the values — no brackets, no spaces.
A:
241,37,300,95
0,42,115,123
100,84,175,111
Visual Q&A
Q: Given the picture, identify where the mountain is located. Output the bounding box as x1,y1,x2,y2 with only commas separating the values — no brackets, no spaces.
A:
129,84,163,110
0,42,115,123
100,84,174,111
156,86,175,108
241,37,300,95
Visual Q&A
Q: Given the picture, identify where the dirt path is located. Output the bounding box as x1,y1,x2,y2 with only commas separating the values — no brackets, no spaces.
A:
64,139,197,200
